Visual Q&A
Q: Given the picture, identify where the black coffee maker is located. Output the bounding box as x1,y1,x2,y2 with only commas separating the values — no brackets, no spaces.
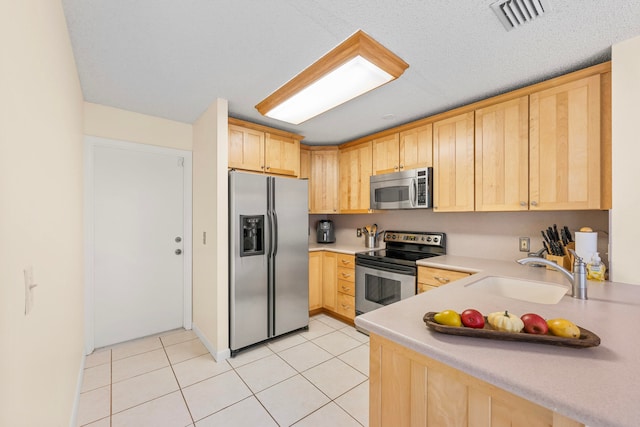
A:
316,220,335,243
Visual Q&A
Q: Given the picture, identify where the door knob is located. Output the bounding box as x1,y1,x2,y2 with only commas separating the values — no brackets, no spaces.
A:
175,236,182,243
175,249,182,255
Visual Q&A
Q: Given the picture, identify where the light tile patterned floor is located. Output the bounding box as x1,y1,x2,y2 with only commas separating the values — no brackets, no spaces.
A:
77,314,369,426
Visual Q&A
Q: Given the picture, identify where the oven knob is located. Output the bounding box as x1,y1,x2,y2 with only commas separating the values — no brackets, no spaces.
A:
433,237,439,243
426,236,432,242
391,234,397,240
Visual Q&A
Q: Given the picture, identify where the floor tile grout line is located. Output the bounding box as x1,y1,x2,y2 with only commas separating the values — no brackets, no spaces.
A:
162,337,196,426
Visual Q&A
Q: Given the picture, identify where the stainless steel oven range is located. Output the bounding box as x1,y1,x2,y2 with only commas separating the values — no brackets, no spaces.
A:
355,231,446,316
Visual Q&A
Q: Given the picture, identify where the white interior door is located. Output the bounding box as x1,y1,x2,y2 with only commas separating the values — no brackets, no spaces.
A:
91,142,187,348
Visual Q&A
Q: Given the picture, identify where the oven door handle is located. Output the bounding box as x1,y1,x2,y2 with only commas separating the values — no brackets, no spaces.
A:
356,261,416,276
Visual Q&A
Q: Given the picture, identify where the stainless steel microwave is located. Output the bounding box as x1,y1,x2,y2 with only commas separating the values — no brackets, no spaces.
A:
369,167,433,210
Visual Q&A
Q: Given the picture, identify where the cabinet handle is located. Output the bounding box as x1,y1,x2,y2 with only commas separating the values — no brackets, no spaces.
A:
341,273,351,278
341,304,351,309
434,276,450,284
399,164,404,169
531,201,538,206
520,201,526,207
261,165,265,169
394,166,399,170
266,166,270,170
341,259,351,265
341,285,351,292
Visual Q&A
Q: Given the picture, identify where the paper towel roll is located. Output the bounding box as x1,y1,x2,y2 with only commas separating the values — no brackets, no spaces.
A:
575,231,598,263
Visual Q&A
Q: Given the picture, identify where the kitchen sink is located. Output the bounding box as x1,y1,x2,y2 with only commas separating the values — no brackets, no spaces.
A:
465,276,569,304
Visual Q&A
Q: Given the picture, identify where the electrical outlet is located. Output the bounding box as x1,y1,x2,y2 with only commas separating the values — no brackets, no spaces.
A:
519,237,530,252
356,228,362,237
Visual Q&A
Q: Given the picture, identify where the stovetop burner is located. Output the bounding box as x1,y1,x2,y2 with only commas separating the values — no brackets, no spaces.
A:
356,230,446,268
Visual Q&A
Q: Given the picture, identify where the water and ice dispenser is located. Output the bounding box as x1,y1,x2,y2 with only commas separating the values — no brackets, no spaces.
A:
240,215,264,256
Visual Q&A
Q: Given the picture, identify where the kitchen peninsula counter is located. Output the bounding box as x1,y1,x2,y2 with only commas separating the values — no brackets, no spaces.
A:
356,255,640,427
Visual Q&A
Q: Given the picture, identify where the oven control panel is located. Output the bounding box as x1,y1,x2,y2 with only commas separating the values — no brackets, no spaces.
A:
383,231,444,246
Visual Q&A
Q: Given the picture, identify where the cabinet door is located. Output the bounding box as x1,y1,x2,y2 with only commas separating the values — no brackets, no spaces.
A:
400,124,433,171
299,146,311,180
310,149,339,213
372,133,400,175
529,74,601,210
339,141,373,213
300,147,311,211
308,252,323,311
475,96,529,211
322,252,337,311
264,133,300,177
433,112,475,212
228,124,264,172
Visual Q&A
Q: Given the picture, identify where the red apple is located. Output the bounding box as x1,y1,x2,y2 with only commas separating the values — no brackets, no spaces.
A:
461,309,485,329
521,313,549,334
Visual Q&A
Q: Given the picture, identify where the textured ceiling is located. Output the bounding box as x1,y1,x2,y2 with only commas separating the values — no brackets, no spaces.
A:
62,0,640,145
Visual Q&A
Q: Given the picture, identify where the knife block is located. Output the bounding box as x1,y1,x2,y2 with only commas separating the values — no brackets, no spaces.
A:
545,241,575,272
545,254,571,271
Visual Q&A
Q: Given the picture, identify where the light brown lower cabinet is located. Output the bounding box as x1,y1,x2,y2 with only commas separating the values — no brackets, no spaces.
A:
369,334,583,427
308,252,323,311
417,266,471,294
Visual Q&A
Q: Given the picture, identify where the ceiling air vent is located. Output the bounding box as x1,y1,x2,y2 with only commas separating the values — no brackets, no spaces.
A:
491,0,551,31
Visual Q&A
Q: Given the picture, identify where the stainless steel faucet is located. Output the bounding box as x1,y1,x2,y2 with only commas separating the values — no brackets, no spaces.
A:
516,249,587,300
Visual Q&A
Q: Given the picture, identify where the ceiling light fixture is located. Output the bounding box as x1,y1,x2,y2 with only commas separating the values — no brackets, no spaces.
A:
255,30,409,125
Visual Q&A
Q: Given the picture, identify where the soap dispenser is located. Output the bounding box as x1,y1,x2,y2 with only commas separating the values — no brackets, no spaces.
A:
587,252,606,281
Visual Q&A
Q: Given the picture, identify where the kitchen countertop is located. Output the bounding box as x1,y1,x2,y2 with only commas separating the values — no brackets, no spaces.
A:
356,255,640,427
308,242,381,255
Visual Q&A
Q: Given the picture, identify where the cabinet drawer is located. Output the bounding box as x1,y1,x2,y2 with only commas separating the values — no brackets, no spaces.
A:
418,266,471,287
337,292,355,319
337,254,355,268
417,282,439,294
338,266,355,283
338,279,355,296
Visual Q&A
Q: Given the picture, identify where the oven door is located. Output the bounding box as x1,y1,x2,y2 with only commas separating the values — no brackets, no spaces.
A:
355,262,416,315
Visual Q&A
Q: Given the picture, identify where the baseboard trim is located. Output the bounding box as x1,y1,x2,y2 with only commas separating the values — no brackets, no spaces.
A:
68,348,86,427
192,323,230,362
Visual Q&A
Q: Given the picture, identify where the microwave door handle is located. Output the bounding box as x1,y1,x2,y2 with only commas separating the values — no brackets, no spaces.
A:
409,178,417,208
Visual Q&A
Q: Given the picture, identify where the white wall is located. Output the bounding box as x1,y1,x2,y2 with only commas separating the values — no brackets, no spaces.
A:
192,99,230,360
84,102,193,150
611,35,640,284
0,1,85,425
320,209,609,263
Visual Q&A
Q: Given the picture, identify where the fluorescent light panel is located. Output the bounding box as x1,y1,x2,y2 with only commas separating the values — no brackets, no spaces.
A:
256,30,408,125
265,56,393,125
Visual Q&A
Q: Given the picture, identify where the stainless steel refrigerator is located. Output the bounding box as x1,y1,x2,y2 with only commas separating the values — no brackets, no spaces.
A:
229,170,309,355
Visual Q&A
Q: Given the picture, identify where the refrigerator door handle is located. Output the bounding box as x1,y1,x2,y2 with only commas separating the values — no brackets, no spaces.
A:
273,211,278,256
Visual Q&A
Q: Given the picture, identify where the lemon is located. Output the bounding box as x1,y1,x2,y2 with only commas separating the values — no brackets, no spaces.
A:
547,318,580,338
433,310,462,327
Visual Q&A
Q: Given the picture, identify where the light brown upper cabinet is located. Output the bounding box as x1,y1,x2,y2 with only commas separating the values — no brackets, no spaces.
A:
475,96,530,211
372,124,433,175
309,147,339,213
339,140,373,213
529,74,604,210
433,112,475,212
299,145,310,180
400,124,433,171
229,123,264,173
372,133,400,175
228,118,302,177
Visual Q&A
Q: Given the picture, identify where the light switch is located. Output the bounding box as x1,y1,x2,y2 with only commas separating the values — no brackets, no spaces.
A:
23,266,37,315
